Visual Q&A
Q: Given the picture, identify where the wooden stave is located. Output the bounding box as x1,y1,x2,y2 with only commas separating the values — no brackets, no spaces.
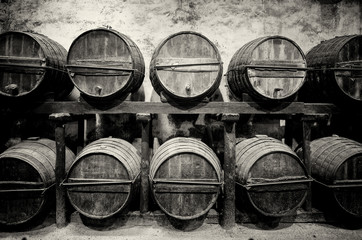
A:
308,136,362,217
0,31,73,99
0,138,75,226
227,35,307,101
149,31,223,102
150,137,221,220
235,136,309,217
66,28,145,101
305,35,362,104
65,137,141,219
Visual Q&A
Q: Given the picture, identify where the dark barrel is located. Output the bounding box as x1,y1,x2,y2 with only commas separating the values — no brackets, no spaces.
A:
65,138,141,219
66,28,145,106
0,31,74,100
236,136,310,217
227,36,307,101
0,138,75,226
150,137,222,220
304,35,362,105
149,31,223,103
298,136,362,217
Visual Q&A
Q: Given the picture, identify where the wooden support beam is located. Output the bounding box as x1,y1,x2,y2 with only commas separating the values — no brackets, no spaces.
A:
284,116,294,148
77,117,85,154
302,119,313,212
221,113,238,229
137,113,151,213
50,113,70,228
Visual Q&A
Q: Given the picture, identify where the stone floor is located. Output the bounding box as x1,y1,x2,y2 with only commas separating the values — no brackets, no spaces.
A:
1,210,362,240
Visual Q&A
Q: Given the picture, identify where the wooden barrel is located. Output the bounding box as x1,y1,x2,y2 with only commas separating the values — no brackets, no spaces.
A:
0,31,74,100
306,136,362,217
149,31,223,102
305,35,362,106
0,138,75,226
236,136,309,217
150,137,222,220
227,36,307,101
65,138,141,219
66,28,145,106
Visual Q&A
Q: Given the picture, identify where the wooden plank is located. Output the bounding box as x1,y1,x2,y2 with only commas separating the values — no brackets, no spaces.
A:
154,184,219,193
2,101,360,115
28,101,307,114
302,120,312,212
221,121,236,229
54,122,67,228
138,114,151,213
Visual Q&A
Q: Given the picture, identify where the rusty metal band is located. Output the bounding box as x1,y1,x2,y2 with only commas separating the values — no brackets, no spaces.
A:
314,179,362,189
151,178,223,186
154,62,222,69
61,172,140,187
236,178,313,190
0,183,55,195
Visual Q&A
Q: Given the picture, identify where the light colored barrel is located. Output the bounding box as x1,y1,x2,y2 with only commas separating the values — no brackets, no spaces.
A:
0,138,75,226
236,136,309,217
67,28,145,106
150,31,223,102
65,138,141,219
228,36,307,101
150,137,221,220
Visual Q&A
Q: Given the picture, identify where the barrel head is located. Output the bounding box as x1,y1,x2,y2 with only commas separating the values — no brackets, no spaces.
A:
66,153,132,219
151,32,223,101
67,29,138,99
0,158,45,226
152,153,219,220
0,32,46,97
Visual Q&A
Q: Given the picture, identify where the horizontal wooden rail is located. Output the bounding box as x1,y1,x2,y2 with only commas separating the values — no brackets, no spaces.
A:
0,101,354,115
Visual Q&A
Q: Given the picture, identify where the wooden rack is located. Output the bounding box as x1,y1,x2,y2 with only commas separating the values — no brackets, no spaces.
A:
0,100,358,229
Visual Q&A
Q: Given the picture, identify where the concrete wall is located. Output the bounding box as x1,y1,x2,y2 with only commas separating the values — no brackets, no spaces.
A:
0,0,360,100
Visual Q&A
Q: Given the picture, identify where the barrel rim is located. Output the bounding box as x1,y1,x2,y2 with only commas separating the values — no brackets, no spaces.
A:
249,35,306,100
306,34,360,67
246,186,308,217
66,28,138,99
0,31,48,97
65,137,140,219
150,31,223,101
150,137,222,181
66,183,134,220
236,137,309,216
150,136,221,220
152,186,220,220
0,155,47,225
0,138,60,226
244,35,307,65
332,183,362,217
227,35,307,100
66,151,135,219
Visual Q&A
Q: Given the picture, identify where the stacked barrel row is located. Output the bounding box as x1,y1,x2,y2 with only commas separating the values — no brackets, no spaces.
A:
1,135,361,229
0,29,361,106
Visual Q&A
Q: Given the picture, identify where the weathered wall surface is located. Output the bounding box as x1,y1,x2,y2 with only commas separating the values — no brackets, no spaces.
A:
0,0,360,100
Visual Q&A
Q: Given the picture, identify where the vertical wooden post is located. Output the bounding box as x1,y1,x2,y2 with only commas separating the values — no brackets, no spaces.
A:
137,113,151,213
50,113,72,228
302,118,313,211
77,117,85,154
284,116,293,148
221,113,238,229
